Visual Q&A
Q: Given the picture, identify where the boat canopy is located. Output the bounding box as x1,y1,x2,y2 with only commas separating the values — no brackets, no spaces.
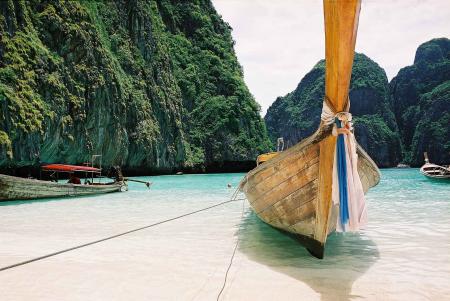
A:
41,164,101,173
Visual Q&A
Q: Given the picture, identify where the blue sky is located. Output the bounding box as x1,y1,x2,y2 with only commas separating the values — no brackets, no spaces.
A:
212,0,450,115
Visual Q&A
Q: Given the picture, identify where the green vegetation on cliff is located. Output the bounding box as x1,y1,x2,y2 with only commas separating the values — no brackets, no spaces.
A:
266,39,450,168
390,38,450,166
158,0,271,165
0,0,270,172
265,53,402,167
410,81,450,165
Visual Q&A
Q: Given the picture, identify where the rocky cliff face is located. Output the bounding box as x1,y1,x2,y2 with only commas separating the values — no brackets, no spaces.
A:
390,38,450,166
265,53,402,167
0,0,270,173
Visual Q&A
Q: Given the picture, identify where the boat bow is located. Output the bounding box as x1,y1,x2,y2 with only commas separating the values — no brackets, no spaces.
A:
241,0,380,258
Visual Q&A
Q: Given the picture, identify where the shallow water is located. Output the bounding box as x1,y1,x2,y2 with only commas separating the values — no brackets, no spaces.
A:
0,169,449,300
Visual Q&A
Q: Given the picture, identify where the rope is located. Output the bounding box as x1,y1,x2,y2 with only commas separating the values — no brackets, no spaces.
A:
0,192,243,272
321,96,351,125
216,193,246,301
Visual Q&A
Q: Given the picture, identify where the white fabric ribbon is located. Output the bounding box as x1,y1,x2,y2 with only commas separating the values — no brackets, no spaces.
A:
322,99,367,232
321,100,353,125
321,100,337,125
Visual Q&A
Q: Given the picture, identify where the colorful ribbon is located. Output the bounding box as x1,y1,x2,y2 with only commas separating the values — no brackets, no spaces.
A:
336,118,349,228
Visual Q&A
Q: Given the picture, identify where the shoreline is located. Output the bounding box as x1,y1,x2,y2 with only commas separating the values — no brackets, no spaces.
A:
0,163,421,179
0,160,257,179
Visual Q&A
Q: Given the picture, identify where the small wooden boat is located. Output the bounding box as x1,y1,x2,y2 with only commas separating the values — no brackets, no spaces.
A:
420,153,450,180
0,164,127,201
240,0,380,258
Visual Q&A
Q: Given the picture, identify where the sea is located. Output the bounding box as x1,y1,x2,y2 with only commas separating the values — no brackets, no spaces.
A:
0,169,449,300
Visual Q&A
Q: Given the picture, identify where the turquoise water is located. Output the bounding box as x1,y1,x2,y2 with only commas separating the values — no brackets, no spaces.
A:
0,169,449,300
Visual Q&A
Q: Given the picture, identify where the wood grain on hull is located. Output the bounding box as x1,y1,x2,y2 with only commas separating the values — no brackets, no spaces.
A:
0,174,124,201
240,129,380,257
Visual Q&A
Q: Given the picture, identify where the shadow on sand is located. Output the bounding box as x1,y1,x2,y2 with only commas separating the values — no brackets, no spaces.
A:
238,211,379,301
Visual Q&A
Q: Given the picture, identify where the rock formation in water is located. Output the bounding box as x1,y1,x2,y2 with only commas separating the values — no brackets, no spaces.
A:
390,38,450,166
265,53,402,167
0,0,271,173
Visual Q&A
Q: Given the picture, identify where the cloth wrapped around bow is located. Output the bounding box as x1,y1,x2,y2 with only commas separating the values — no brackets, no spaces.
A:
322,97,368,232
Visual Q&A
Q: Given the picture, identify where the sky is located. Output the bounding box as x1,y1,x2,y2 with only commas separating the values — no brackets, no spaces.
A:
212,0,450,115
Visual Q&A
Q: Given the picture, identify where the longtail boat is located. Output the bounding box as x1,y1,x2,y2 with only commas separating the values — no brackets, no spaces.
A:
420,152,450,180
240,0,380,258
0,164,128,201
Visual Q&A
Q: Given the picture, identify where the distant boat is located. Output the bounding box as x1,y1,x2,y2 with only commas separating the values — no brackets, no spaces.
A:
396,163,411,168
0,163,128,201
240,0,380,258
420,152,450,180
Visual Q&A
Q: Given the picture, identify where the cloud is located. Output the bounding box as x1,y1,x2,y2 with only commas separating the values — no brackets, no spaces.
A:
212,0,450,115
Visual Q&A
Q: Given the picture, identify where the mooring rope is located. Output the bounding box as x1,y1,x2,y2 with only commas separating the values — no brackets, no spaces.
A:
0,190,245,272
216,194,246,301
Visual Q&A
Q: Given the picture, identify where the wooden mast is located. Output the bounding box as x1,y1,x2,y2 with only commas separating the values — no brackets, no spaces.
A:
313,0,361,258
324,0,361,112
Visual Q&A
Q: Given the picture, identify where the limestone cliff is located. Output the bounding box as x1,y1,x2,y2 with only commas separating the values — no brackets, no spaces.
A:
265,53,402,167
390,38,450,166
0,0,270,173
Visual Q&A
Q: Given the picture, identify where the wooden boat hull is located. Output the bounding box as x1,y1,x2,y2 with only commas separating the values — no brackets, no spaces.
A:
420,163,450,180
0,174,127,201
240,127,380,258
